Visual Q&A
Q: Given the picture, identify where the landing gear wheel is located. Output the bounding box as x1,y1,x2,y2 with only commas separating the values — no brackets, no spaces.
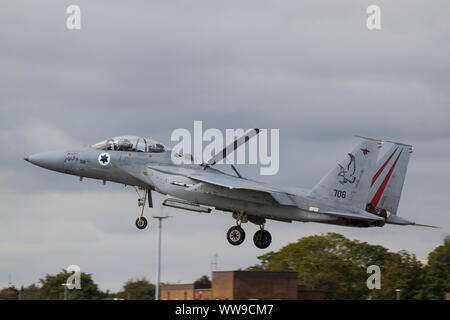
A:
227,226,245,246
253,229,272,249
135,217,148,230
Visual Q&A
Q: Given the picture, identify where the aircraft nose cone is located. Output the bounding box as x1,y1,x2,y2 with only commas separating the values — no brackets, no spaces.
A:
26,153,48,167
25,151,65,172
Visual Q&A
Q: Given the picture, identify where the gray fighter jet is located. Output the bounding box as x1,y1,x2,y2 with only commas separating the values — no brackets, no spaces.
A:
24,132,431,249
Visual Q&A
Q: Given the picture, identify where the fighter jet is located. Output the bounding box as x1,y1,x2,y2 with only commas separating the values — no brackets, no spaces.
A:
24,132,431,249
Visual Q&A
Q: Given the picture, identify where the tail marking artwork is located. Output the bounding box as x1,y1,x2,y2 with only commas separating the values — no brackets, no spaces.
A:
338,153,356,185
370,150,402,207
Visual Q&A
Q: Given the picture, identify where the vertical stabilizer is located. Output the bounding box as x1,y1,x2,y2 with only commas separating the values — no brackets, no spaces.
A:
310,137,382,211
368,142,413,215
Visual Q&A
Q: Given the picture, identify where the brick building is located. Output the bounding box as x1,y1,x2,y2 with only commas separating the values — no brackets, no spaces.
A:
161,270,325,300
160,283,212,300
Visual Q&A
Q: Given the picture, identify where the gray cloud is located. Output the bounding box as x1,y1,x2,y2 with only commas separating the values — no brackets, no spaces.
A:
1,0,449,292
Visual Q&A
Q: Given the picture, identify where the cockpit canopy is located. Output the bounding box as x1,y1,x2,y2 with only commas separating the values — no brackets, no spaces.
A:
91,136,167,153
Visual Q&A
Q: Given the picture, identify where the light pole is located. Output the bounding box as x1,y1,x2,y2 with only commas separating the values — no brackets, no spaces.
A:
395,289,401,300
152,208,170,300
62,283,68,300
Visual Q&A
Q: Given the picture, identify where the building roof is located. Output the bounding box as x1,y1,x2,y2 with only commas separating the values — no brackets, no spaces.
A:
161,283,211,290
213,270,298,279
160,283,195,291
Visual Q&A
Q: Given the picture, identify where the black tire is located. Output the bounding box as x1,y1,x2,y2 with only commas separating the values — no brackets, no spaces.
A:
227,226,245,246
253,229,272,249
135,217,148,230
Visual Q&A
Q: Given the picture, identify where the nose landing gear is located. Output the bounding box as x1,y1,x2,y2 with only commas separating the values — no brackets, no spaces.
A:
134,187,153,230
136,217,148,229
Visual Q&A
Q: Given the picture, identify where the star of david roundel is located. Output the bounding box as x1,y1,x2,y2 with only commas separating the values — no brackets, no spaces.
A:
98,153,111,166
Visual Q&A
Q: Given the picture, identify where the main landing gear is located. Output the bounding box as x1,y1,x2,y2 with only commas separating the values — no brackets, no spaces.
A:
134,187,153,230
226,213,272,249
253,227,272,249
227,224,246,246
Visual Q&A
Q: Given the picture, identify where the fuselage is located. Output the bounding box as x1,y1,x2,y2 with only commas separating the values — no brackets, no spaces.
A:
26,147,349,227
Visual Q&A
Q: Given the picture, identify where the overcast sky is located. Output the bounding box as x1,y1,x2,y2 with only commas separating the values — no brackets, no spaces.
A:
1,1,449,293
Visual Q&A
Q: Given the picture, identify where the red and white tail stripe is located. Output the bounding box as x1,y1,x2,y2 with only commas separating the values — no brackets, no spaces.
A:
370,149,402,207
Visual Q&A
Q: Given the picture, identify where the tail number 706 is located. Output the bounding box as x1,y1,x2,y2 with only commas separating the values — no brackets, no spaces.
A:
333,189,346,198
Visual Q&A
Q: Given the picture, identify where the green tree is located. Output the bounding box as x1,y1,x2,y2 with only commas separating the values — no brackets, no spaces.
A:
418,237,450,299
194,275,211,288
20,284,41,300
38,270,105,300
304,273,342,297
248,233,411,299
369,250,425,300
116,277,155,300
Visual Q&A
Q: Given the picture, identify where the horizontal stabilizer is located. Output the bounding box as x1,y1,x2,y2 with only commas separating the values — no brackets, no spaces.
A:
385,215,438,228
323,210,385,222
413,223,439,228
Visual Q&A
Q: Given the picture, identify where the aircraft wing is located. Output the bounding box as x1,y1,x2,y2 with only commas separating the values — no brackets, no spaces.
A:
145,164,299,206
187,171,299,206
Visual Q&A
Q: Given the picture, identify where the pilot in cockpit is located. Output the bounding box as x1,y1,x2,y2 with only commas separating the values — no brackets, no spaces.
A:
93,136,167,153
